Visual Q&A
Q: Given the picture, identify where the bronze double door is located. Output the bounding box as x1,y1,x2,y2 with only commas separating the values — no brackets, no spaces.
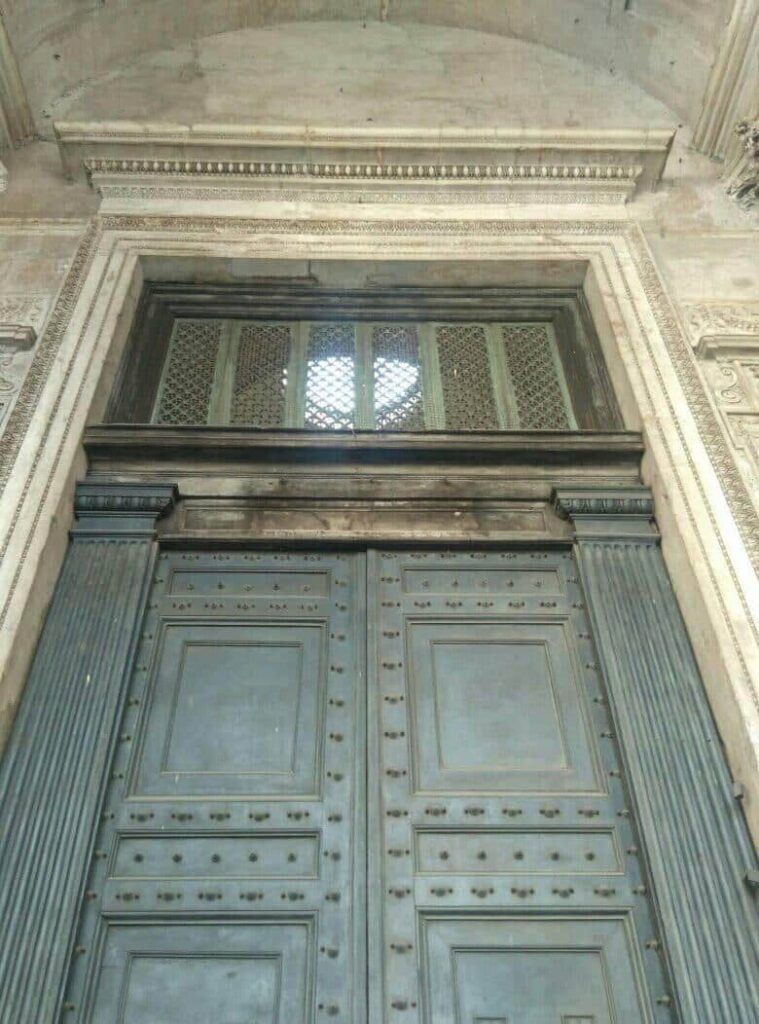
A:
63,549,673,1024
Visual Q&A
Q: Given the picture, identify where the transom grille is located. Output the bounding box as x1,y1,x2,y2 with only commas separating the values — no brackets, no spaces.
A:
152,318,578,431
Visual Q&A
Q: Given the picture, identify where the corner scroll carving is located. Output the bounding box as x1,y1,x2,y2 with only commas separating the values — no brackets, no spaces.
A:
695,336,759,497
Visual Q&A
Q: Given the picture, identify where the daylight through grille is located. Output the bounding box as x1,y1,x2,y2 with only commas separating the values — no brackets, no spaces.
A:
152,317,578,431
372,324,423,431
305,323,357,430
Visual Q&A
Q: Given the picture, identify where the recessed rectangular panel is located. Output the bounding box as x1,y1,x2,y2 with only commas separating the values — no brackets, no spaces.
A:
415,829,620,875
123,955,280,1024
167,641,303,774
431,640,566,770
113,833,319,879
132,621,326,797
87,921,312,1024
406,620,600,793
401,568,562,596
420,916,652,1024
168,568,329,597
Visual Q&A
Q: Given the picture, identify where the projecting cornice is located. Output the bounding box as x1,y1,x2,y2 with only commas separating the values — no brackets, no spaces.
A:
54,122,675,205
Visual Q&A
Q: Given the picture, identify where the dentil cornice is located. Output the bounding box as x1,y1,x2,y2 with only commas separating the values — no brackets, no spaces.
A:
54,122,675,205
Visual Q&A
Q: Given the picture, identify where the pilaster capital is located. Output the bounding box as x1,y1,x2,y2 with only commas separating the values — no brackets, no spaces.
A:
73,481,177,536
552,486,657,541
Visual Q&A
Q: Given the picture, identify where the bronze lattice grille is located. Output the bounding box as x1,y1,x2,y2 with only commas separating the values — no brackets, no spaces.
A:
151,318,578,431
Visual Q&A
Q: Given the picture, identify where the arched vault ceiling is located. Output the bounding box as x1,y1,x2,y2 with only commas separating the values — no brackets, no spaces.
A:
2,0,731,134
46,22,677,134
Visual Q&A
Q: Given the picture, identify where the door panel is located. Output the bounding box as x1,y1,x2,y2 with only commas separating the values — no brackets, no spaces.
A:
63,546,676,1024
63,552,365,1024
406,619,601,791
421,916,649,1024
369,550,673,1024
89,920,312,1024
133,621,326,796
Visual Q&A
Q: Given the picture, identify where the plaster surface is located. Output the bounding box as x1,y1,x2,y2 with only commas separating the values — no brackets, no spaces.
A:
46,22,677,133
0,1,732,130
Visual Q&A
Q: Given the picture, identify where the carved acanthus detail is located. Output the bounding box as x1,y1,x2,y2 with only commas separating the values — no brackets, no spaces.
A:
685,303,759,341
727,116,759,209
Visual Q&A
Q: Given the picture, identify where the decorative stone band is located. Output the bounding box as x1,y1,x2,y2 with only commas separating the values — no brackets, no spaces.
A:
84,157,644,183
84,159,644,206
556,485,759,1023
0,480,178,1024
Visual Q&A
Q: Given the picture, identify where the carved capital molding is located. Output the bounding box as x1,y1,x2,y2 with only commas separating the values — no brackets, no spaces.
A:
553,487,656,541
553,487,655,520
74,481,178,528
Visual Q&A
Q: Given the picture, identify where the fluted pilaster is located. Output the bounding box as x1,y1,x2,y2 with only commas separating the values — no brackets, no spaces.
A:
0,482,176,1024
555,487,759,1024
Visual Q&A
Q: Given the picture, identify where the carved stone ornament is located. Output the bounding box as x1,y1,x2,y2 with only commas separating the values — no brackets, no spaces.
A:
727,116,759,209
685,304,759,342
74,481,178,519
0,295,51,334
552,487,655,521
0,324,36,350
